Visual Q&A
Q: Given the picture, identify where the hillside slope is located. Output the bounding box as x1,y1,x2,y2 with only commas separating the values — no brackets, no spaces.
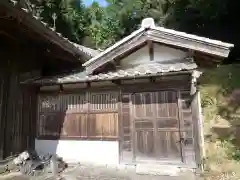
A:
199,64,240,179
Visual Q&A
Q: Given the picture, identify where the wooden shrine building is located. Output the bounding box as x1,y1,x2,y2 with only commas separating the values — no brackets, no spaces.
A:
23,18,234,173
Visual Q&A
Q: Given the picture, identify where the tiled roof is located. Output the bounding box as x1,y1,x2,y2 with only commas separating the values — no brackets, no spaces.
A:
30,58,197,85
6,0,99,58
152,26,233,49
83,18,234,67
72,43,100,58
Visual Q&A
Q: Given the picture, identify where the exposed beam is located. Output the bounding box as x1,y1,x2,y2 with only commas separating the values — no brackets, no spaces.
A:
0,30,19,41
187,49,194,58
110,60,121,70
59,84,64,92
149,76,156,83
112,79,121,85
86,82,91,88
148,40,154,61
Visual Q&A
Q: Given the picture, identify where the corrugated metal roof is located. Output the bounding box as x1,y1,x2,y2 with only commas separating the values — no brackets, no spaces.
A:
30,58,197,85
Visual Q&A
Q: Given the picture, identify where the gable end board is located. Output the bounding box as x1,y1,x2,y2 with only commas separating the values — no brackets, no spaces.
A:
147,29,230,58
85,34,148,74
119,43,188,68
83,18,233,75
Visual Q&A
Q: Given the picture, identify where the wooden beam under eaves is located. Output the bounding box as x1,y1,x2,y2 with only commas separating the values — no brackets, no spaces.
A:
109,60,121,69
148,40,154,61
112,79,121,85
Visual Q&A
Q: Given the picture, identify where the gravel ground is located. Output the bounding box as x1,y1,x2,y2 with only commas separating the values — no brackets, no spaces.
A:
0,164,196,180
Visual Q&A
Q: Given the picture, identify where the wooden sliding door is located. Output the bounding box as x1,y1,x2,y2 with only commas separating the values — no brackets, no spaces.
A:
121,90,195,165
132,91,182,163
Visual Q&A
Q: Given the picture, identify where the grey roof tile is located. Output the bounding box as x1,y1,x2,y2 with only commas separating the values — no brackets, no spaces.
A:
30,59,197,85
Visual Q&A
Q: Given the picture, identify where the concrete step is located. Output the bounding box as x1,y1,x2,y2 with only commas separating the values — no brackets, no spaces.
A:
136,164,193,177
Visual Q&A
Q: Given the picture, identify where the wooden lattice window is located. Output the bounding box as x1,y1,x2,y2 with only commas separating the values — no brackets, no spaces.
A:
37,91,119,140
86,91,119,139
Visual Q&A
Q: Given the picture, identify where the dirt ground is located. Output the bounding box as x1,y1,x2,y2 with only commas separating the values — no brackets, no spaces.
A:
0,164,196,180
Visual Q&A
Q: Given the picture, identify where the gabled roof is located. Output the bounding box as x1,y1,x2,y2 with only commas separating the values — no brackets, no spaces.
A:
21,18,234,85
83,18,234,74
1,0,99,61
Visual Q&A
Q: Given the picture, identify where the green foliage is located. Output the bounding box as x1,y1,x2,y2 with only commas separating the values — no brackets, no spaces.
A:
27,0,239,61
29,0,89,44
100,0,173,48
201,90,217,108
229,147,240,161
200,65,240,177
84,2,120,48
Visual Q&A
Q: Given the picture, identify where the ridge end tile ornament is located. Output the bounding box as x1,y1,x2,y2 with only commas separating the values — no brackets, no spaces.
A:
141,18,155,29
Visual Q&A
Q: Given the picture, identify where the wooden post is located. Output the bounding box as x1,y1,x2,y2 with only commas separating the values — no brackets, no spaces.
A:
50,154,58,176
190,70,204,172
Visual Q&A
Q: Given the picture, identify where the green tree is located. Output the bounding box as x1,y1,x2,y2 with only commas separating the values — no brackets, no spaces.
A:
30,0,89,43
91,0,172,49
166,0,239,63
27,0,238,62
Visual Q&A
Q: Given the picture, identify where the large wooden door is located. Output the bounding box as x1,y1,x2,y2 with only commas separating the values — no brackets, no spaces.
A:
132,91,183,163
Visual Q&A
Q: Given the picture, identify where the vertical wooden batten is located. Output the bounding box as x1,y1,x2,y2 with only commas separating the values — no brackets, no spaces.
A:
148,40,154,61
118,88,122,163
190,70,204,171
177,91,185,163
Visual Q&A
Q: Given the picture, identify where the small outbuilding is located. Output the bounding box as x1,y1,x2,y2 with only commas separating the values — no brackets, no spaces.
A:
27,18,233,171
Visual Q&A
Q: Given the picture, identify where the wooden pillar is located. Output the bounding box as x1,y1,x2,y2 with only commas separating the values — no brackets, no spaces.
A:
190,70,204,171
0,75,9,159
0,61,11,159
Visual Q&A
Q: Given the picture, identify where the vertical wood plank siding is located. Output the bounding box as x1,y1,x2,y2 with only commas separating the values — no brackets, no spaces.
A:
0,72,38,159
120,93,132,162
120,86,195,165
132,91,181,159
0,71,10,159
179,91,195,165
37,78,197,165
38,92,119,140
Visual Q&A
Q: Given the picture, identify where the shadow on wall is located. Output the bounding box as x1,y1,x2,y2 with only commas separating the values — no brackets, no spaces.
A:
35,92,121,163
199,64,240,160
35,105,66,157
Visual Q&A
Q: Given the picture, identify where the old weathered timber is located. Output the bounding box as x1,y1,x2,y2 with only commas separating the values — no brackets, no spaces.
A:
0,1,93,160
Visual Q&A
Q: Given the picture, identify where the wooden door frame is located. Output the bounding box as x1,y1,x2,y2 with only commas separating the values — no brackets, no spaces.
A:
129,90,184,165
119,86,201,169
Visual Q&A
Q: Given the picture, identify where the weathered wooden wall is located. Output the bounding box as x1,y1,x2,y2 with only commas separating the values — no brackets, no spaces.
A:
0,15,83,159
0,47,40,159
0,2,86,159
37,91,119,140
